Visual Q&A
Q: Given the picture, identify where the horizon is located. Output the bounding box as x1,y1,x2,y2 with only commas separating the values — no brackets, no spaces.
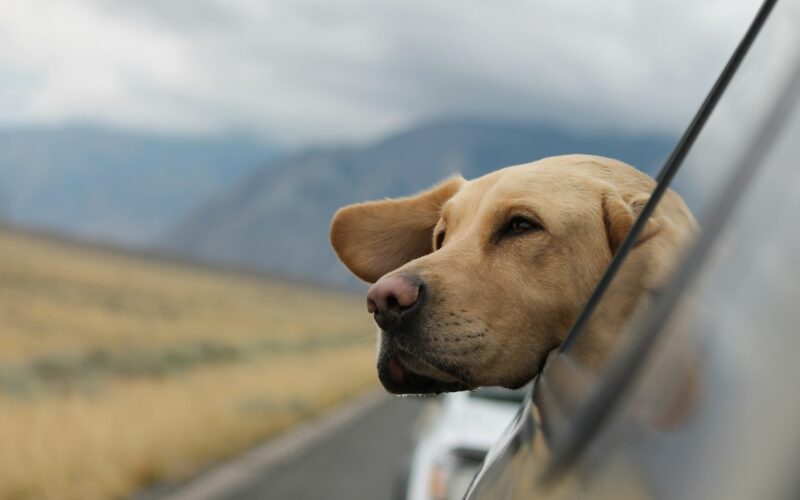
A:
0,113,678,154
0,112,677,283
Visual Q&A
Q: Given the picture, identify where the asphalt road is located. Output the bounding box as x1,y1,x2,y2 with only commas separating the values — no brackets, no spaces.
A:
146,392,427,500
226,394,425,500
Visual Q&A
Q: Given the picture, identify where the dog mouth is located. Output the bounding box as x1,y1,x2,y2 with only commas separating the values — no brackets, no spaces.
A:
377,346,470,395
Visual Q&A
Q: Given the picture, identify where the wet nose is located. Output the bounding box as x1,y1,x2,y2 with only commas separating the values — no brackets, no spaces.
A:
366,274,424,331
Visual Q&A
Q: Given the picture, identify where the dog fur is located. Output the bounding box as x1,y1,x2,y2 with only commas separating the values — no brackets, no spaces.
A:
330,155,697,394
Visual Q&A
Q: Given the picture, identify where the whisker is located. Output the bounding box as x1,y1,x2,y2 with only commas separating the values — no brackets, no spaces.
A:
418,198,444,211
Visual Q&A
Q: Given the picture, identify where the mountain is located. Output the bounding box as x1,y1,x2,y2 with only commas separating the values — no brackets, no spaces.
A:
158,118,677,287
0,125,277,245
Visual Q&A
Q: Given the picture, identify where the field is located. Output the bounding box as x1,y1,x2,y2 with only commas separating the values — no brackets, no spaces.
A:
0,229,377,500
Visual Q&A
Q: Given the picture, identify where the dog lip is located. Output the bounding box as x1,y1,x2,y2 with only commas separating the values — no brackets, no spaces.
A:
387,354,407,384
378,348,469,395
396,352,460,384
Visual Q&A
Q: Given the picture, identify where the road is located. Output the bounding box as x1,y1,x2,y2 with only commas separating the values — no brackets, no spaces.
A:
145,391,427,500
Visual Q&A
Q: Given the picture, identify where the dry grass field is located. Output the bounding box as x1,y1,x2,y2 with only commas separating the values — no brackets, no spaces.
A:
0,228,377,500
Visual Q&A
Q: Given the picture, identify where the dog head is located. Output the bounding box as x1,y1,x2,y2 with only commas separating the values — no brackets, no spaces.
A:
330,155,696,394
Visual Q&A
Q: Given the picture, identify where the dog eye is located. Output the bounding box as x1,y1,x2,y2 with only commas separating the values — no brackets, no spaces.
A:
435,230,446,249
503,216,542,236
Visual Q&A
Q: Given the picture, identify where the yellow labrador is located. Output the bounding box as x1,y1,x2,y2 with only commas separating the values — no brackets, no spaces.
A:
330,155,696,394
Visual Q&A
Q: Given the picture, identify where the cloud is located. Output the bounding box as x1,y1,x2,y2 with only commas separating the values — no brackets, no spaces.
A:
0,0,761,145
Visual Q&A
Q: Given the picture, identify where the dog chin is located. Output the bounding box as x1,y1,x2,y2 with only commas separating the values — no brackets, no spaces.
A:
376,345,470,395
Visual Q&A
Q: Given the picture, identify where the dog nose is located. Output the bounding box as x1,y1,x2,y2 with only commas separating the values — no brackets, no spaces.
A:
367,274,423,330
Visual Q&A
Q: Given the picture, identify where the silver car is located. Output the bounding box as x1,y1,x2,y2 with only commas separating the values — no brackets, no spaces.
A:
468,0,800,498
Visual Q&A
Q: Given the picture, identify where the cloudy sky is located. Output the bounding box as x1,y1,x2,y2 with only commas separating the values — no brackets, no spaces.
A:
0,0,760,146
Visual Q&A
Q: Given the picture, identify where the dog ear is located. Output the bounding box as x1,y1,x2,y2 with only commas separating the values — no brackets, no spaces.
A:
330,176,464,283
602,190,660,255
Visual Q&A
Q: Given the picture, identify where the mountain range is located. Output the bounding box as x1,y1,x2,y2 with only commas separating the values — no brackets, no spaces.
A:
0,120,677,287
157,119,676,287
0,125,276,245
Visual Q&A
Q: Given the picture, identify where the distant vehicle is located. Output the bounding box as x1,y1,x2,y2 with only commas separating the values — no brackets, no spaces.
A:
467,1,800,499
398,387,526,500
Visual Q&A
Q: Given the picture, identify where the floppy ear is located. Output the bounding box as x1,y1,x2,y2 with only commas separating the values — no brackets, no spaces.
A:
602,190,660,255
330,176,464,283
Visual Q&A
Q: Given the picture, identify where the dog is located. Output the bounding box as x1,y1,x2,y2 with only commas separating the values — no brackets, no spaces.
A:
330,154,697,395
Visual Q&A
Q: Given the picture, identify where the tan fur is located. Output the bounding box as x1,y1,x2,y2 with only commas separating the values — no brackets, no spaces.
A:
331,177,464,283
330,154,696,389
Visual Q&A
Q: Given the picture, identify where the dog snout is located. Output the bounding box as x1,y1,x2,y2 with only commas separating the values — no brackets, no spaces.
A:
366,273,424,331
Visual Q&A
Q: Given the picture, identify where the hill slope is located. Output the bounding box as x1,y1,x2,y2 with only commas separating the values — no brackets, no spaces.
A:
0,125,276,245
159,119,676,287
